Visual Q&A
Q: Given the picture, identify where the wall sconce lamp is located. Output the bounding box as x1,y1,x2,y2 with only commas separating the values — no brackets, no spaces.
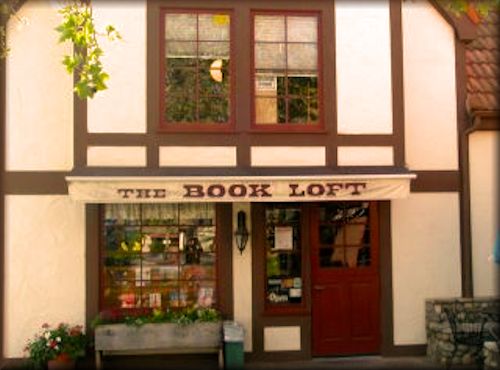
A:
235,211,249,255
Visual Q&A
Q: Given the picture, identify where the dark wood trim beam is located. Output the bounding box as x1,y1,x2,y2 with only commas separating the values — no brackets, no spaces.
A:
429,0,477,42
455,41,473,298
0,11,7,365
216,203,234,319
3,172,68,194
467,111,500,132
74,77,88,168
337,135,396,147
85,204,100,333
379,201,394,356
411,171,460,192
390,0,405,168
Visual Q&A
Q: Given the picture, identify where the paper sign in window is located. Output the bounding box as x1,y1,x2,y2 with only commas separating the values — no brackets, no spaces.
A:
274,226,293,250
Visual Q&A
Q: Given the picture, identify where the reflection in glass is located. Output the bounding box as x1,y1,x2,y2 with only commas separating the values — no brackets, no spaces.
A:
317,203,372,269
255,43,286,69
287,16,317,42
198,14,230,41
264,206,302,305
165,14,197,40
254,15,285,42
164,12,231,124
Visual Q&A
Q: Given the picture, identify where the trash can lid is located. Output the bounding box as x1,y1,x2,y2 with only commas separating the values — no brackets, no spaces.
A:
223,321,244,342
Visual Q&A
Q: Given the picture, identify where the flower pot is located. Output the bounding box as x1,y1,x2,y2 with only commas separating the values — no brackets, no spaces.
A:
47,353,76,370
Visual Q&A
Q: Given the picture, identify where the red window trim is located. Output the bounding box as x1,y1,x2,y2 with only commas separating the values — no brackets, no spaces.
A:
250,9,324,133
159,8,236,133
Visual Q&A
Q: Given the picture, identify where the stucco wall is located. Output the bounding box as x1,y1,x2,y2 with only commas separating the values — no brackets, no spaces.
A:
335,0,393,135
469,131,499,296
87,1,147,133
402,0,458,170
3,196,86,358
5,0,73,171
232,203,253,351
391,193,461,345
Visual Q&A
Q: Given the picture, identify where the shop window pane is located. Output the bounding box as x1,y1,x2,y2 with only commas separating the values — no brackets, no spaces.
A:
166,67,196,96
255,97,286,124
165,95,196,122
165,13,197,40
255,43,286,69
165,41,197,59
255,15,285,42
199,59,230,95
287,43,317,70
101,204,217,312
198,14,230,41
288,75,317,96
163,12,231,126
287,16,317,42
199,97,229,123
264,206,302,306
253,13,320,126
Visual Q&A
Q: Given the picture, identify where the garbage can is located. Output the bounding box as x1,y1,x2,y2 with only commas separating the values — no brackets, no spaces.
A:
223,321,244,369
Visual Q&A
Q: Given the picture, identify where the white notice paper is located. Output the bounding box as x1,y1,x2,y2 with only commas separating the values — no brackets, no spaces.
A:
274,226,293,250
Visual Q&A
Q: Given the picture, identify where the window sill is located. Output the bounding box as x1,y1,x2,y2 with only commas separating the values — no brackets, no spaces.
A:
158,123,235,134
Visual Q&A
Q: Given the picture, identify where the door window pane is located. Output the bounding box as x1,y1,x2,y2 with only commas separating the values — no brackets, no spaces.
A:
318,202,371,269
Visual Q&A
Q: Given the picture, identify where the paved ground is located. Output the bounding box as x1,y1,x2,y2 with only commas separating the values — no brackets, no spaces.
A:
2,355,479,370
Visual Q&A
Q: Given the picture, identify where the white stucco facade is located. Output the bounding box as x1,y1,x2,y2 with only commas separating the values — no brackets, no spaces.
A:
391,193,462,345
5,0,73,171
3,196,86,358
469,131,500,296
335,0,393,135
87,1,147,133
402,0,458,171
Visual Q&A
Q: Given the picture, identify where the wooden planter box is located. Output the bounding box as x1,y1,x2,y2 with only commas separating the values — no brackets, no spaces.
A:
94,322,222,368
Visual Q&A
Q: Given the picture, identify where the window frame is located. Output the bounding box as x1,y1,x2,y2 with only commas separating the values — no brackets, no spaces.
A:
159,8,236,133
250,9,324,133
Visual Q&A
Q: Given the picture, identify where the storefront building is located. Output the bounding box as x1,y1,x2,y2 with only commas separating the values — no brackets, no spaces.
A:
1,0,498,363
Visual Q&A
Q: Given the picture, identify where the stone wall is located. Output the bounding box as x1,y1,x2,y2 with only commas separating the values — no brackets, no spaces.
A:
426,297,500,366
484,341,499,369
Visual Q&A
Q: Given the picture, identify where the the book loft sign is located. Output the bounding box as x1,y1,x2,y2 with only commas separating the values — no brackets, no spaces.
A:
66,175,415,203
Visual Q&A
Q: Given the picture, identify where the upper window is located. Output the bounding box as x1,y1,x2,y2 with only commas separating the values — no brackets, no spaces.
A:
161,10,232,130
253,12,321,129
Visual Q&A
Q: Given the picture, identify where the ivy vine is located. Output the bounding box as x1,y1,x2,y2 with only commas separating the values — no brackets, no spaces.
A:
56,1,121,99
0,0,120,99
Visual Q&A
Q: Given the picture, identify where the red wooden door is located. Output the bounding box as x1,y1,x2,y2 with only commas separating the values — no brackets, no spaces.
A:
311,202,380,356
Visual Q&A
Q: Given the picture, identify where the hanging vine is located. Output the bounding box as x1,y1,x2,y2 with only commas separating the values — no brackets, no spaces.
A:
1,0,120,99
56,0,121,99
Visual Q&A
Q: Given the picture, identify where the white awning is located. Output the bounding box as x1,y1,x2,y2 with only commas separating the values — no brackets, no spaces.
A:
66,174,416,203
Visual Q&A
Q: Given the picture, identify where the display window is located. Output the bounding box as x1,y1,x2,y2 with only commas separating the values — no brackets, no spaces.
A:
101,203,217,311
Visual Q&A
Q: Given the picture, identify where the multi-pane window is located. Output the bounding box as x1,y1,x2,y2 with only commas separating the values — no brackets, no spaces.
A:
253,13,320,127
264,205,303,307
162,10,231,127
318,202,371,269
102,204,217,311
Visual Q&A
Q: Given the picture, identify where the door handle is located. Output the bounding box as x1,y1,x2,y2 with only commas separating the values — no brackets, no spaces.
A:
313,285,325,290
